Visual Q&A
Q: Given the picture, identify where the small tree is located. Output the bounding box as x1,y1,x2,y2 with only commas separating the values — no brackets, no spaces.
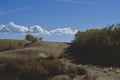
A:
39,37,43,40
25,34,34,41
25,34,42,42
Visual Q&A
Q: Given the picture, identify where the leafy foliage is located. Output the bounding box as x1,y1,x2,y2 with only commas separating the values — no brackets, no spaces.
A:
25,34,36,41
67,24,120,66
25,34,42,42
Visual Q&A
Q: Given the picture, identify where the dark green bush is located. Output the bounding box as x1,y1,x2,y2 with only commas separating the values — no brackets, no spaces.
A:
25,34,42,42
66,24,120,66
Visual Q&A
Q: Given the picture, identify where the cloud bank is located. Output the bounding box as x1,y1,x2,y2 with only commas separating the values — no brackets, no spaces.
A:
0,22,78,35
8,22,29,33
51,28,78,35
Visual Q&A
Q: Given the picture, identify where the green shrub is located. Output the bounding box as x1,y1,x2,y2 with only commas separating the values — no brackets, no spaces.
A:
25,34,42,42
66,24,120,66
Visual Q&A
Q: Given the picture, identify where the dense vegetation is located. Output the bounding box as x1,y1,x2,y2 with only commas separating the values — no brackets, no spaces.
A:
0,40,25,51
25,34,42,42
67,24,120,66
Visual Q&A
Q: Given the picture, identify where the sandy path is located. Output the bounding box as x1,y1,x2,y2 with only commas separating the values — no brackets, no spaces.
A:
83,65,120,80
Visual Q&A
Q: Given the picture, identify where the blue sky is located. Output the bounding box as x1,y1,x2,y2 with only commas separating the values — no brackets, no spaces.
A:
0,0,120,42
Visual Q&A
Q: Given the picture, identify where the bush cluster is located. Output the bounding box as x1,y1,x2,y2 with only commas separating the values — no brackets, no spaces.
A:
67,24,120,66
25,34,42,42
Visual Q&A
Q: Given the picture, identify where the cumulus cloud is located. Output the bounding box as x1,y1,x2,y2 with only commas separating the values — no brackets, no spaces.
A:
51,28,78,35
0,22,78,35
0,25,9,32
7,22,29,33
29,25,51,35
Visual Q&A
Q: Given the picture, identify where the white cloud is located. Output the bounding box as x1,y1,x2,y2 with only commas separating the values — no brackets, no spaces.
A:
0,25,8,32
29,25,51,35
0,22,78,35
51,28,78,35
29,25,44,33
7,22,29,33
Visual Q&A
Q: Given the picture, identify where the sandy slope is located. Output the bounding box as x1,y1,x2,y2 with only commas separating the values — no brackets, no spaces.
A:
0,40,119,80
0,40,69,58
83,65,120,80
57,65,120,80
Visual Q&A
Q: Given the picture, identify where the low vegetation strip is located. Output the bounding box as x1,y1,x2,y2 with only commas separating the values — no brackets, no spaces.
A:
0,56,97,80
0,39,25,52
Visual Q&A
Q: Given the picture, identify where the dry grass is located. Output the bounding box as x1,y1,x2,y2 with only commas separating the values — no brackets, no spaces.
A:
25,40,69,54
0,47,61,59
85,72,98,80
0,39,98,80
49,75,71,80
0,40,69,59
0,39,25,52
0,56,95,80
0,56,62,80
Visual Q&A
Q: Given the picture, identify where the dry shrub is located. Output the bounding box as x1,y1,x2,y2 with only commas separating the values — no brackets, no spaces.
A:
49,75,71,80
76,66,88,75
0,56,94,80
0,40,25,51
46,53,60,60
56,58,89,77
0,57,52,80
0,56,73,80
85,72,98,80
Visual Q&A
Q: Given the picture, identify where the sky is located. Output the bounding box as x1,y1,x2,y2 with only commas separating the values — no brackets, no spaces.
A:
0,0,120,42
